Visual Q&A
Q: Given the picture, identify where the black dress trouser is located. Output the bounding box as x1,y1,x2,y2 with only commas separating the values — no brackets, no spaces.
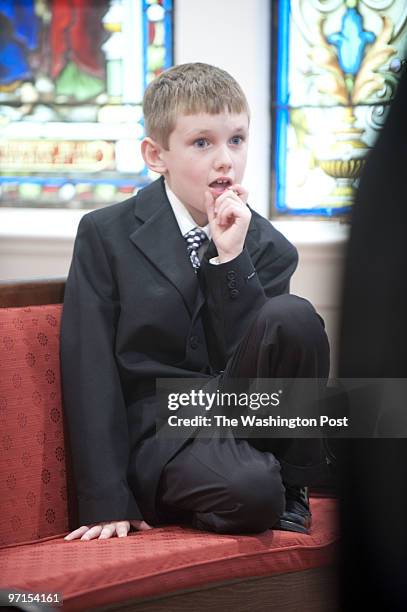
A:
156,294,330,534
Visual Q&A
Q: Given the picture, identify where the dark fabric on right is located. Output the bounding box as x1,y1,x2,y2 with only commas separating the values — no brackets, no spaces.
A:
338,69,407,611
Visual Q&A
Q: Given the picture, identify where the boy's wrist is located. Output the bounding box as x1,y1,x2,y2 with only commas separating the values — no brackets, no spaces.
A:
216,249,243,264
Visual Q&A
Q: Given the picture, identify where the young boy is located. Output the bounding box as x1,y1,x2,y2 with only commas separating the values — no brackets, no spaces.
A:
61,63,329,541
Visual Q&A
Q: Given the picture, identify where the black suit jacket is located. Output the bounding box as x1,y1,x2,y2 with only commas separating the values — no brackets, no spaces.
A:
60,177,298,525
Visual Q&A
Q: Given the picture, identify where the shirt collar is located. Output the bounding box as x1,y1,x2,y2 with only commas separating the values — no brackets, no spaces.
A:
164,180,211,239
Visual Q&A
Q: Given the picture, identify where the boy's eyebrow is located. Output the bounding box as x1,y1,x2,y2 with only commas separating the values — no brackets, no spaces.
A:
186,126,248,136
186,129,213,136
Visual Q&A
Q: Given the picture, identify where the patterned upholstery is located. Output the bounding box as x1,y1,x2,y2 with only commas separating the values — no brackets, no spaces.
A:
0,499,338,610
0,305,69,546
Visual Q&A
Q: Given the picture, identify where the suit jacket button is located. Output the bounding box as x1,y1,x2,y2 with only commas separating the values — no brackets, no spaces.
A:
190,336,199,349
230,289,239,299
228,280,237,289
227,271,236,280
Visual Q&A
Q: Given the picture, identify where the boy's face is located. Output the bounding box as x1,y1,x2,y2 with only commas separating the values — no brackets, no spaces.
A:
158,112,249,225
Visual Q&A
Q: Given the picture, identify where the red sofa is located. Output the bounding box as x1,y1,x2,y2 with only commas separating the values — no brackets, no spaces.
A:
0,279,340,611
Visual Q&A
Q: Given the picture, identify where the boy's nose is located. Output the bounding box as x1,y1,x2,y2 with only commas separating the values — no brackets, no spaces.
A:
214,146,232,171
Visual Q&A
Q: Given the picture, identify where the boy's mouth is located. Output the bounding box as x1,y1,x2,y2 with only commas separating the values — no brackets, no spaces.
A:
208,178,232,198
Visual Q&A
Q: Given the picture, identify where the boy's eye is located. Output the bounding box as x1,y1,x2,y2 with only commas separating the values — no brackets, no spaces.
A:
230,135,244,145
193,138,210,148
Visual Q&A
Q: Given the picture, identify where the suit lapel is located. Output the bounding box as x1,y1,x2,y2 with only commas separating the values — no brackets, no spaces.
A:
129,178,200,316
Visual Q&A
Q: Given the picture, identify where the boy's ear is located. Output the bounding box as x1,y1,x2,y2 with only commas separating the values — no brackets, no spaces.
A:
141,137,167,174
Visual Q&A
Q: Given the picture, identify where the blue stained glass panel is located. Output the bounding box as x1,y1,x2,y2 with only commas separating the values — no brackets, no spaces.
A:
272,0,407,217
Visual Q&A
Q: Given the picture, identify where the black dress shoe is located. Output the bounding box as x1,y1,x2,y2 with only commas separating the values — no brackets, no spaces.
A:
274,486,312,534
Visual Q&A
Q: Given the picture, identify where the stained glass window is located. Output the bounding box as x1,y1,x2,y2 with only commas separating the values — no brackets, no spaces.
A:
0,0,173,209
271,0,407,217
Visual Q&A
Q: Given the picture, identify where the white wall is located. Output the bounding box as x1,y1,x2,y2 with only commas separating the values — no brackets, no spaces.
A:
175,0,271,216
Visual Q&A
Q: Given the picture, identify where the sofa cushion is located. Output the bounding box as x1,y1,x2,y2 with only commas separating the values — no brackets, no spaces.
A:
0,497,338,611
0,305,69,546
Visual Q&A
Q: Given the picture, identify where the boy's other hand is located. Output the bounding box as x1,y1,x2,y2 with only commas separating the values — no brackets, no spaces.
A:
205,185,251,263
64,519,153,541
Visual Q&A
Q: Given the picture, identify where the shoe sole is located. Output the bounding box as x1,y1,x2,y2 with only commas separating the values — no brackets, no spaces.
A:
274,519,311,535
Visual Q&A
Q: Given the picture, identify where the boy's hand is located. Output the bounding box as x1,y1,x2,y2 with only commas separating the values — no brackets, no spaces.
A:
205,185,251,263
64,519,152,541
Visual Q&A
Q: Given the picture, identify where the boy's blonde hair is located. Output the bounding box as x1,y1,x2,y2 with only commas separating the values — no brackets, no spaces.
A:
143,63,250,149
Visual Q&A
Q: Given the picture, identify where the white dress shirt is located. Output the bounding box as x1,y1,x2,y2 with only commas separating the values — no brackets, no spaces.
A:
164,180,220,264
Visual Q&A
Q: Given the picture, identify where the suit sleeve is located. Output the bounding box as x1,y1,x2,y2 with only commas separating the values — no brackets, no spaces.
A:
200,219,298,365
60,213,143,525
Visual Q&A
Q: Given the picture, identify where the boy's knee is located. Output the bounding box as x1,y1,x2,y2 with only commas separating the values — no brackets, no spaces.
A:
257,295,327,348
258,294,315,326
213,461,285,534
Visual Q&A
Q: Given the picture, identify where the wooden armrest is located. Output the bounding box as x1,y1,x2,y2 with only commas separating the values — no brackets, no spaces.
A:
0,278,66,307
